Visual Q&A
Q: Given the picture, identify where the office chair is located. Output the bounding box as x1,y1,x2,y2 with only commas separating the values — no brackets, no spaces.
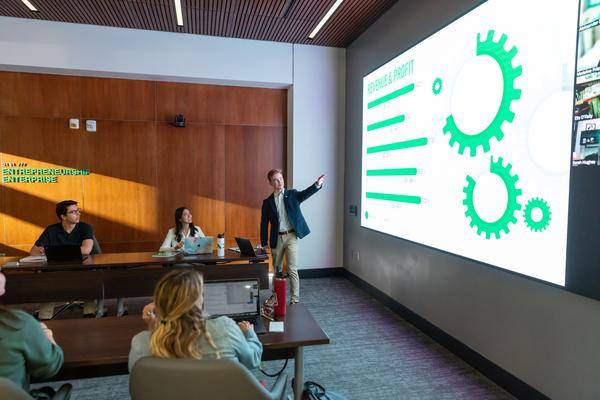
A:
130,357,288,400
0,378,33,400
52,236,112,318
0,378,72,400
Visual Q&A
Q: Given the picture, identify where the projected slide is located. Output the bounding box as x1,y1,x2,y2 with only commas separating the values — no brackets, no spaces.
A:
361,0,580,285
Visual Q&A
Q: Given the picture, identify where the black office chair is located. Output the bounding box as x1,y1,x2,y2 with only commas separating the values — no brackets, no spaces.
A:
53,236,109,318
130,357,287,400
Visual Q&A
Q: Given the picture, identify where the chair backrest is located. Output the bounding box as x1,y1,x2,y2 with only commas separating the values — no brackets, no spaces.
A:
129,357,276,400
91,236,102,255
0,378,33,400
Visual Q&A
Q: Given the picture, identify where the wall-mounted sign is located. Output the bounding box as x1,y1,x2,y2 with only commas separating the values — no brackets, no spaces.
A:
1,162,91,183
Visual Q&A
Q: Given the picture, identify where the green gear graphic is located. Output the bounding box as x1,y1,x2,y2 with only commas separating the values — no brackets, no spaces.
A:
443,30,522,157
463,156,522,239
523,198,551,232
432,77,443,95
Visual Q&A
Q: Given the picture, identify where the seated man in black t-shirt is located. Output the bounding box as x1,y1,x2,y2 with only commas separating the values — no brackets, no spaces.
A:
31,200,96,319
30,200,94,257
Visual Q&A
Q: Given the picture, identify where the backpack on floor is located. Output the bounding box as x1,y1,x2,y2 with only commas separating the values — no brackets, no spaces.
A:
301,381,347,400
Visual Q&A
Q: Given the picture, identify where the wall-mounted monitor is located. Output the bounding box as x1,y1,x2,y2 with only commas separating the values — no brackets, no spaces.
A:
361,0,600,300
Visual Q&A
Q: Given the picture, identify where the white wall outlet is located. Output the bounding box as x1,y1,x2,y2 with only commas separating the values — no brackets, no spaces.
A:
69,118,79,129
86,120,97,132
353,250,360,261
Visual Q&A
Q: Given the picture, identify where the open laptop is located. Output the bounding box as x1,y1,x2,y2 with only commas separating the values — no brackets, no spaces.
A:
203,279,267,334
234,237,267,258
45,244,85,263
184,237,213,255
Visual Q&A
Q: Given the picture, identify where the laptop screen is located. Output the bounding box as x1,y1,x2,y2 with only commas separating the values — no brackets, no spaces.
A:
203,279,260,318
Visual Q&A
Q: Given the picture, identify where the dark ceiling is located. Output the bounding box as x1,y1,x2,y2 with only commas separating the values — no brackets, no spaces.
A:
0,0,399,48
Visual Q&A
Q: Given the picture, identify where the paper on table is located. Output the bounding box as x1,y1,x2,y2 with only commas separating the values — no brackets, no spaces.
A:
269,321,284,332
19,255,47,263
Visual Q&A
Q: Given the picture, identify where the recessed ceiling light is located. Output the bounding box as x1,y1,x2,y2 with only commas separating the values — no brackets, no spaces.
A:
21,0,38,12
174,0,184,26
308,0,344,39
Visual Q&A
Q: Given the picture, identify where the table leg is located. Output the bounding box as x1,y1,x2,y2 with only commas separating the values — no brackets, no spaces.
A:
294,347,304,400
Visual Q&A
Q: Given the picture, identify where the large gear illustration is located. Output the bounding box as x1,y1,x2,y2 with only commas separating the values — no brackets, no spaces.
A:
463,156,522,239
523,197,551,232
443,30,523,156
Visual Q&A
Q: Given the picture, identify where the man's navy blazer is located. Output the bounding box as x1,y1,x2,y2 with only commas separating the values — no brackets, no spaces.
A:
260,183,321,248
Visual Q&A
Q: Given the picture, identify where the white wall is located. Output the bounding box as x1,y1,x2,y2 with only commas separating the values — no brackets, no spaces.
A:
345,1,600,399
0,16,345,269
0,16,292,87
290,45,345,269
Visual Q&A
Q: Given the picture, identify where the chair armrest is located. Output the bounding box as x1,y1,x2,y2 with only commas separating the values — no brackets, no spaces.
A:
269,373,288,400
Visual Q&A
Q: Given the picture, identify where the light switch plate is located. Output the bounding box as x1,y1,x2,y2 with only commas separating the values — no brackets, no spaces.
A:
86,120,96,132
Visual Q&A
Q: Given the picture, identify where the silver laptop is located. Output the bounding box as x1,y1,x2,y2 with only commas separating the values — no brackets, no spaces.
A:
203,279,267,334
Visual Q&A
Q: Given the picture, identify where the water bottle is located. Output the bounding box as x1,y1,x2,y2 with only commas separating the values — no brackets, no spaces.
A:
274,276,286,317
217,233,225,257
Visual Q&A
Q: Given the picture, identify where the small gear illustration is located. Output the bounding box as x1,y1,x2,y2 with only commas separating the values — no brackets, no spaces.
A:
523,198,551,232
443,30,523,156
432,77,443,95
463,156,522,239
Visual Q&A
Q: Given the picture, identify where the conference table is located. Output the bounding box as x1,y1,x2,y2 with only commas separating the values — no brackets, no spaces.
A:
43,303,330,400
0,251,269,305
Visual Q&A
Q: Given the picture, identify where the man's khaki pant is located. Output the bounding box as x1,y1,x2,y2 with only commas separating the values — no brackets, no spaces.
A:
271,232,299,302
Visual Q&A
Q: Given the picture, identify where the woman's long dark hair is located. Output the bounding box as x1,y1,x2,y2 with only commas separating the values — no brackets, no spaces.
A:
174,207,198,242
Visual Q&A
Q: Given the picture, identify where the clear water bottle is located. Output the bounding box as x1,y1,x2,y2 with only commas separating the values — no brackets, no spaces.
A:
217,233,225,257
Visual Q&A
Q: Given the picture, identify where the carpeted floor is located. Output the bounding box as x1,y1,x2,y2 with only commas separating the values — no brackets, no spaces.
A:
35,276,514,399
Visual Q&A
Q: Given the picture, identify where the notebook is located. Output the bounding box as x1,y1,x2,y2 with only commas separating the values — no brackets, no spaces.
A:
203,279,267,334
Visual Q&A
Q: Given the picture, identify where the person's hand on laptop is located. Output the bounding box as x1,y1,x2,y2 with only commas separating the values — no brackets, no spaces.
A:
238,321,254,334
31,246,45,256
175,241,184,250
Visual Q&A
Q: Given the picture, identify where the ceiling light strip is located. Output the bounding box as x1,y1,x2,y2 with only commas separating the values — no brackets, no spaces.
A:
174,0,184,26
21,0,38,12
308,0,344,39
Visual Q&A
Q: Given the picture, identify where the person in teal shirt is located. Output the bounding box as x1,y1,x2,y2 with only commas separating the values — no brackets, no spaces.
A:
0,272,64,389
128,269,262,372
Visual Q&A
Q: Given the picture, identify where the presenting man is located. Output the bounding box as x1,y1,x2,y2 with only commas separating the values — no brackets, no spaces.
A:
31,200,95,319
260,169,324,304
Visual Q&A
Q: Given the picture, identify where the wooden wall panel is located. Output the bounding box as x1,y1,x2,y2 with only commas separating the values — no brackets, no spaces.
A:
225,125,285,246
0,72,285,255
82,78,156,121
0,72,81,118
156,82,287,126
82,121,159,245
156,123,226,241
0,117,85,247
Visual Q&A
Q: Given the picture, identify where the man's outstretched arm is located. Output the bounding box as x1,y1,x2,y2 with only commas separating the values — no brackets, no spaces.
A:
297,174,325,203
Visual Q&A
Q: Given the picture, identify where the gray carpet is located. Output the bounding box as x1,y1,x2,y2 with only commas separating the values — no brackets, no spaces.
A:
36,276,514,399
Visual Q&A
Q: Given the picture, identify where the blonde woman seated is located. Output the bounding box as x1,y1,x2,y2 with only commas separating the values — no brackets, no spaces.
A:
159,207,205,252
128,269,262,372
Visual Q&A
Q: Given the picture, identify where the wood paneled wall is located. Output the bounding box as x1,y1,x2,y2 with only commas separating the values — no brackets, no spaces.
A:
0,72,285,255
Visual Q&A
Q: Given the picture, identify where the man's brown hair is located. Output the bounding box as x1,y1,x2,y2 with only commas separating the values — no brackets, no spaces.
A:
267,169,283,182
